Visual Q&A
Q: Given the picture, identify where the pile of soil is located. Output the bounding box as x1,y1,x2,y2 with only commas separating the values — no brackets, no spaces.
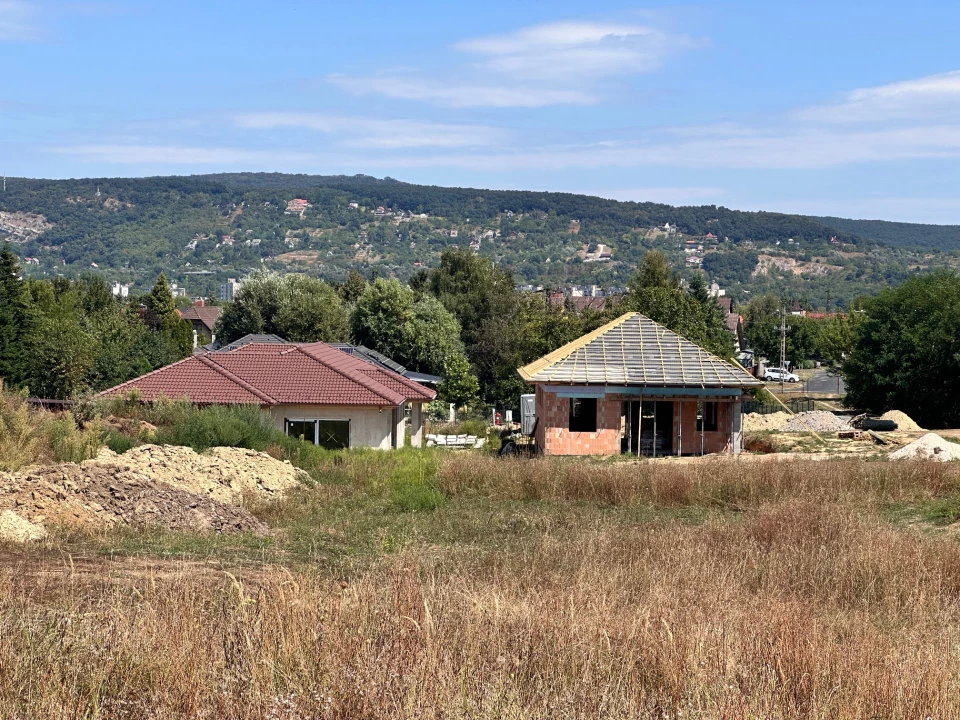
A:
880,410,924,432
784,411,851,433
890,433,960,462
743,412,790,432
0,443,310,541
91,444,308,504
0,464,267,535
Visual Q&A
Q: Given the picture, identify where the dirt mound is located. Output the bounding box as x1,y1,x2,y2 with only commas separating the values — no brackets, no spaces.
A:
743,412,790,432
91,444,308,504
880,410,924,432
784,411,850,433
890,433,960,462
0,510,46,542
0,463,266,534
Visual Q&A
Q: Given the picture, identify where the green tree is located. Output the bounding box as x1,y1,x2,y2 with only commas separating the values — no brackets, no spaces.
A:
630,250,674,291
624,260,734,359
338,270,368,303
0,246,33,385
844,271,960,428
215,270,349,343
350,279,478,405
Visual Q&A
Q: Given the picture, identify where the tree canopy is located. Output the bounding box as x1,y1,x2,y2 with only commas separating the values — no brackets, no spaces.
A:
843,271,960,428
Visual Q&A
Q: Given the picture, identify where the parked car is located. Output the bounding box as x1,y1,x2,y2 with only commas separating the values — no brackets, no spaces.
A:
763,367,800,383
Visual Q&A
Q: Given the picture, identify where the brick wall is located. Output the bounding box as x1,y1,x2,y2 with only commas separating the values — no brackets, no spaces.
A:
535,385,622,456
533,388,738,457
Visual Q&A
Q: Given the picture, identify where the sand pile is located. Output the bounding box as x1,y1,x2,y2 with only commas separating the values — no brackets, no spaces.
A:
0,510,47,542
890,433,960,462
880,410,924,432
0,463,267,535
743,412,790,432
785,411,851,433
91,444,308,504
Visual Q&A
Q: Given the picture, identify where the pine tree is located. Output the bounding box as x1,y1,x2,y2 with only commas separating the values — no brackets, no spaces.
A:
0,246,32,384
145,272,177,323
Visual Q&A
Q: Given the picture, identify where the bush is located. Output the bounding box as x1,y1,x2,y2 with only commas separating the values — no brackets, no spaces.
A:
152,404,283,453
104,430,138,454
44,416,101,464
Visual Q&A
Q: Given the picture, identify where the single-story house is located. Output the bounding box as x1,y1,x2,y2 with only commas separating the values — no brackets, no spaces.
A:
100,342,436,450
517,312,762,457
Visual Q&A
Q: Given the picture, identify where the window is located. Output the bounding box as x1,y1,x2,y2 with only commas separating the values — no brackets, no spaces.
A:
286,419,350,449
285,419,316,444
317,420,350,450
569,397,598,432
696,402,719,432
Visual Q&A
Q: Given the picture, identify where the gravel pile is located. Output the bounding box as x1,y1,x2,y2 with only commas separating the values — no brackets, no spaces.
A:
890,433,960,462
880,410,924,432
743,412,790,432
784,411,851,433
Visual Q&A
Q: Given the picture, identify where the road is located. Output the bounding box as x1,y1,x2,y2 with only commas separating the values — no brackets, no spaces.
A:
805,369,846,395
766,368,846,395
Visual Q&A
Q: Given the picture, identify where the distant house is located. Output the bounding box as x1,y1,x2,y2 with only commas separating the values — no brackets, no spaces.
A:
178,302,221,348
100,341,436,450
286,199,310,213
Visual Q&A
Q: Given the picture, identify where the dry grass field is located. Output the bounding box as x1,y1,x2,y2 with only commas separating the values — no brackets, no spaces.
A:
4,454,960,718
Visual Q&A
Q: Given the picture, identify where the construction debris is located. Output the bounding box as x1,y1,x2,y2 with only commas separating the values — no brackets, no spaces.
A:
890,433,960,462
784,411,851,433
880,410,924,432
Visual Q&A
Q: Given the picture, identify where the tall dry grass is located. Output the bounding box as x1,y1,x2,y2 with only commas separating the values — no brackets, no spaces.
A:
438,453,960,508
3,497,960,717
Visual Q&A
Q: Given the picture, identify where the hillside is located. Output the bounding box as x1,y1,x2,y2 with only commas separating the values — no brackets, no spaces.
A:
1,173,957,308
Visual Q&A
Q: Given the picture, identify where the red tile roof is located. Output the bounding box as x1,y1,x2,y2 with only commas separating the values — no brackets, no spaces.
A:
100,343,436,406
178,306,221,331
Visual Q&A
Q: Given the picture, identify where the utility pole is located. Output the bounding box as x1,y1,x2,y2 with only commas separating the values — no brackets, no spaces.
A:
780,303,787,393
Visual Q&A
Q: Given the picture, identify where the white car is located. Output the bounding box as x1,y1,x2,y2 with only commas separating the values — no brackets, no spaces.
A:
763,367,800,383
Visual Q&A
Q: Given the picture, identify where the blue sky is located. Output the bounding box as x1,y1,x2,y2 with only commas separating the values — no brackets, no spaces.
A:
4,1,960,222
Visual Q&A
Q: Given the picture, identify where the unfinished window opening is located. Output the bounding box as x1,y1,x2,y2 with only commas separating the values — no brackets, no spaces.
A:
569,397,598,433
697,402,719,432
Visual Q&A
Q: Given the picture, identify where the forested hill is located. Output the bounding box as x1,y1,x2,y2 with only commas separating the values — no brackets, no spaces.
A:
813,216,960,251
1,172,958,307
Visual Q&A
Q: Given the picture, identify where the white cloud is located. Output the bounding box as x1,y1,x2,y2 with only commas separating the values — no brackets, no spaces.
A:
457,21,691,82
0,0,40,41
328,75,594,108
234,112,507,148
328,19,697,107
50,144,302,165
798,70,960,123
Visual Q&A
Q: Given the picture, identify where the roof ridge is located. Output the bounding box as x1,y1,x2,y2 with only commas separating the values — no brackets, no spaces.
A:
517,312,635,382
294,344,408,405
196,355,279,405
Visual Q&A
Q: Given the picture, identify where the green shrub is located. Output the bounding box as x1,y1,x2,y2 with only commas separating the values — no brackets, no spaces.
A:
104,430,138,454
44,416,101,464
152,404,283,452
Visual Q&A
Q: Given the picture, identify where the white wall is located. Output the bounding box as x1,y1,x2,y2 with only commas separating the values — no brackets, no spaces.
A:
270,405,398,450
